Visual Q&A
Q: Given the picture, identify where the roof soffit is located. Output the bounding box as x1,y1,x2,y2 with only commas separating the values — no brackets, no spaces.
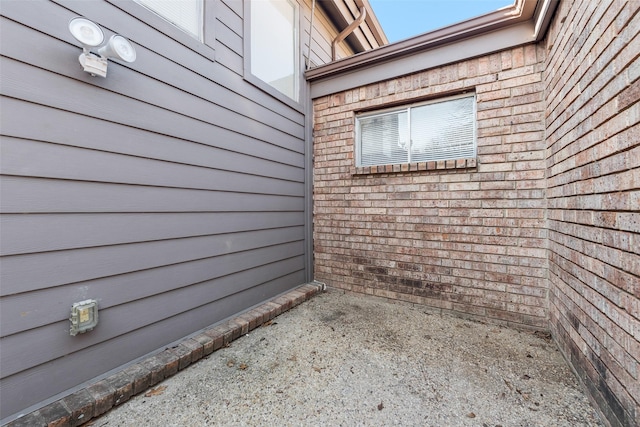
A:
318,0,388,53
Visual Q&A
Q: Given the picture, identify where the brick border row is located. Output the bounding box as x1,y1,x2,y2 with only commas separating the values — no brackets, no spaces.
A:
352,158,477,175
7,283,324,427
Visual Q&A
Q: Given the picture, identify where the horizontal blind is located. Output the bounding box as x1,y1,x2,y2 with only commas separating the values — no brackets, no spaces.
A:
136,0,202,39
411,96,475,162
358,111,409,166
357,94,475,167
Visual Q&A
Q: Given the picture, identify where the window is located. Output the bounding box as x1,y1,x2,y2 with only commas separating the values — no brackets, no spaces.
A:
135,0,203,40
249,0,299,102
356,94,476,167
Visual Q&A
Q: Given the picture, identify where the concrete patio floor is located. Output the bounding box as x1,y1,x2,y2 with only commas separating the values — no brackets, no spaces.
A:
92,289,603,426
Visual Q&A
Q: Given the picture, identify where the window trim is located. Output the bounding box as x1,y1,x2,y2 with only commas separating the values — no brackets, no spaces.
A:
355,93,477,168
110,0,215,61
134,0,204,41
243,0,304,111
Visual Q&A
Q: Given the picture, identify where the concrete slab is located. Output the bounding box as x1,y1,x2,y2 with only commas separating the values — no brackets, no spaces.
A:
92,289,602,426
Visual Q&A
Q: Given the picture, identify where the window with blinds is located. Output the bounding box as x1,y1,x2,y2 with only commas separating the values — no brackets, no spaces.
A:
135,0,203,40
356,94,476,167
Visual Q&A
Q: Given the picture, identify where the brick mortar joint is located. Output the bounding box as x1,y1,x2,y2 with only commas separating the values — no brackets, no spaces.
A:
6,282,324,427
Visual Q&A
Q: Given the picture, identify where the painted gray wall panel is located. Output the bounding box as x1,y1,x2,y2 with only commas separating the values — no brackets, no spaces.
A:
13,0,303,126
0,212,303,256
1,0,215,79
216,17,243,55
0,13,304,139
1,55,305,149
217,1,243,37
215,40,245,75
1,241,304,335
1,137,303,196
221,0,243,19
0,97,305,170
0,177,304,214
1,255,304,378
2,0,303,126
0,270,304,419
1,226,304,296
0,0,314,419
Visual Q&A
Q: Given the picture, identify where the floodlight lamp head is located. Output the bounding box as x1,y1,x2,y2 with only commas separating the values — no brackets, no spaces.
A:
68,17,136,78
98,35,137,63
68,17,104,49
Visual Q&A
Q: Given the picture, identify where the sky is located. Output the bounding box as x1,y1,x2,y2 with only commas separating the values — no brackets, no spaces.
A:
369,0,514,43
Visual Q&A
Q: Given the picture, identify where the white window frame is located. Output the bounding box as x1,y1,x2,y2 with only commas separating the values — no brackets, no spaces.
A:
355,93,477,167
134,0,204,41
244,0,302,109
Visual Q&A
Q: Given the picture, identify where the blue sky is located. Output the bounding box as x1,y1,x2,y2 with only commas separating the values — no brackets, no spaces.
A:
369,0,514,43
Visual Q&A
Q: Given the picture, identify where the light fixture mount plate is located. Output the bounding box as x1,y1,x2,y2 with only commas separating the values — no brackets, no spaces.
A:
79,53,108,77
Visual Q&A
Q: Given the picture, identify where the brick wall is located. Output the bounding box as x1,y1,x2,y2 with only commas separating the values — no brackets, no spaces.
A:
313,44,550,329
544,0,639,425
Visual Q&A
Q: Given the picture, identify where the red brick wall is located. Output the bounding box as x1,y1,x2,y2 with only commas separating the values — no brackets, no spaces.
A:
544,0,639,425
313,44,549,329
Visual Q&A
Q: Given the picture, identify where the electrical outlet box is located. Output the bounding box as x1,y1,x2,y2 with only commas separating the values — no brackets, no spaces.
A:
70,299,99,336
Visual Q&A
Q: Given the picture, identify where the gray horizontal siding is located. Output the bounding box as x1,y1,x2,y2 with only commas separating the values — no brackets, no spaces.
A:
1,255,304,377
302,0,355,66
0,0,312,420
0,270,304,422
0,137,303,196
221,0,243,19
0,177,304,214
1,56,304,150
218,0,242,36
1,241,304,335
214,0,244,74
1,224,304,295
1,8,305,140
1,212,303,256
216,12,243,56
1,97,305,171
215,40,245,75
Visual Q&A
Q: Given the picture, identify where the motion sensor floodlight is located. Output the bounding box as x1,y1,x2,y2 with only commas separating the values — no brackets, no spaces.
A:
98,35,137,63
68,17,104,48
68,17,136,78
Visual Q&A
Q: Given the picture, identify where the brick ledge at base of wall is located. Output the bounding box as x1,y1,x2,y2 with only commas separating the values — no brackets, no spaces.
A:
5,282,325,427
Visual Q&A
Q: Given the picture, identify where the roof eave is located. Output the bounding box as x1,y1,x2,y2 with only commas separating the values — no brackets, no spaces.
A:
306,0,558,83
318,0,388,53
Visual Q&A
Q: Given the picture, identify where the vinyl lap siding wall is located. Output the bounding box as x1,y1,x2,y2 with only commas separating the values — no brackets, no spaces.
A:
544,0,640,425
0,0,326,419
303,0,357,67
